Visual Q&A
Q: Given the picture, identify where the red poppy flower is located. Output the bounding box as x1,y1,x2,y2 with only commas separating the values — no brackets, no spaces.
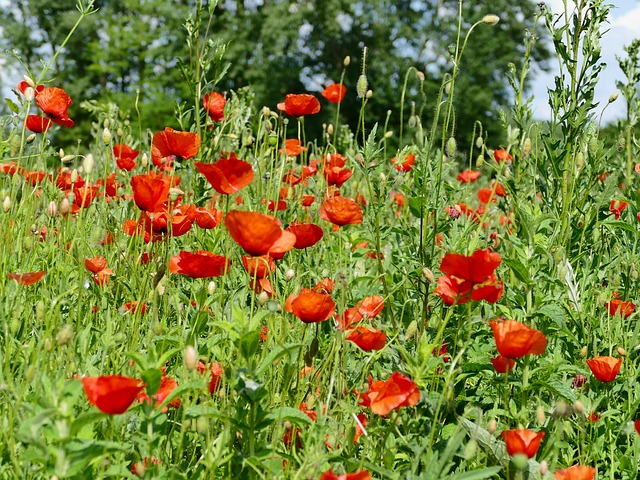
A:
491,355,516,373
224,210,296,257
279,138,307,156
290,288,336,323
114,144,140,171
7,270,46,285
457,169,481,183
634,419,640,436
489,319,547,359
324,165,353,187
609,199,628,220
478,188,497,205
195,207,223,229
138,373,180,411
96,173,118,198
169,250,231,278
0,162,20,175
491,181,506,197
493,149,512,162
22,170,50,185
151,127,200,171
391,153,416,172
194,152,254,194
440,249,501,283
320,196,363,226
35,86,74,127
123,301,148,314
81,375,144,414
346,326,387,351
319,469,371,480
25,114,53,133
500,429,545,458
354,413,368,443
279,93,321,117
313,278,335,294
321,84,347,104
359,371,420,415
554,465,596,480
301,194,315,207
285,222,324,249
607,293,635,317
130,171,172,212
203,91,226,122
586,356,622,382
208,362,224,395
242,255,275,279
73,184,99,208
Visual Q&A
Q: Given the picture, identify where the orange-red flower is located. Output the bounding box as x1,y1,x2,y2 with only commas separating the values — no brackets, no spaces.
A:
279,93,321,117
554,465,596,480
195,152,254,194
81,375,144,414
151,127,200,171
493,149,512,162
130,171,172,212
489,319,547,359
195,207,223,229
324,164,353,187
319,469,371,480
359,371,420,415
500,429,545,458
7,270,46,285
203,91,226,122
25,114,53,133
491,355,516,373
286,222,324,249
137,371,180,412
169,250,231,278
320,196,363,226
321,84,347,104
114,144,140,171
609,199,628,220
241,255,275,279
391,153,416,172
224,210,296,257
456,169,481,183
290,288,336,323
279,138,307,156
84,256,113,286
346,326,387,351
607,293,635,317
586,356,622,382
35,86,74,128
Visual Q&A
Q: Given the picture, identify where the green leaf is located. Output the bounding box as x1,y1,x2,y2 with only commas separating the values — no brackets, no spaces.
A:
502,258,532,284
141,368,163,396
239,328,261,360
408,196,426,218
535,304,566,328
255,343,304,377
451,466,503,480
543,379,576,403
264,407,313,426
70,412,107,437
5,98,20,114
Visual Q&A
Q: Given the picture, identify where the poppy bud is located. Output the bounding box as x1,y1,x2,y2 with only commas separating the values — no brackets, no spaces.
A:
184,345,198,370
24,87,34,102
617,346,627,357
482,14,500,25
169,187,184,202
380,172,386,182
343,56,351,67
268,134,278,146
476,154,484,168
416,70,425,82
35,300,45,323
405,320,418,340
26,133,36,144
539,460,548,475
196,416,209,434
82,154,94,174
366,89,373,99
208,281,216,295
488,419,497,434
59,198,70,215
446,137,457,156
117,127,124,138
475,136,483,149
444,81,452,95
384,131,393,138
356,75,368,98
70,169,79,184
56,324,74,346
44,338,52,352
503,167,511,180
103,119,110,128
285,269,295,281
575,151,584,171
133,463,146,477
258,291,269,305
2,196,10,213
579,346,588,357
408,115,417,128
10,136,20,156
536,406,545,425
59,148,65,158
522,137,532,157
141,153,148,167
23,75,36,88
511,453,529,471
588,136,598,156
327,124,334,136
422,267,435,284
102,127,111,145
609,92,619,103
573,400,584,414
261,106,271,117
61,154,75,164
463,438,477,459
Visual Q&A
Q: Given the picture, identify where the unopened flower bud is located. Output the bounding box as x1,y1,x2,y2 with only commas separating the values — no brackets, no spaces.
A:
103,118,110,129
56,324,74,346
208,281,216,295
44,338,52,352
384,131,393,139
23,75,36,88
579,346,588,357
463,438,477,460
422,267,435,284
416,70,425,82
59,198,70,215
102,127,111,145
48,201,57,216
169,187,184,202
2,196,10,213
285,269,295,281
365,89,373,99
59,148,65,158
61,154,75,164
379,172,386,182
258,291,269,305
327,124,334,136
482,14,500,25
116,127,124,138
184,345,198,370
35,300,45,323
488,419,497,434
573,400,584,414
475,136,484,149
10,137,20,156
444,81,452,95
446,137,457,156
26,133,36,144
356,74,368,98
617,346,627,357
476,154,484,168
261,106,271,117
609,92,619,103
196,416,209,434
405,320,418,340
70,169,79,184
24,87,34,102
539,460,549,475
575,151,584,171
343,55,351,67
536,405,545,424
140,153,148,168
522,137,532,157
82,154,94,174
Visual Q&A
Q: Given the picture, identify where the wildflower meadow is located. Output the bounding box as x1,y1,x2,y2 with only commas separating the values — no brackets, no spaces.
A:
1,0,640,478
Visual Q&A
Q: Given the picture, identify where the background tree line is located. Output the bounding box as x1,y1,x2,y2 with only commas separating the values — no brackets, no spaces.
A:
0,0,550,151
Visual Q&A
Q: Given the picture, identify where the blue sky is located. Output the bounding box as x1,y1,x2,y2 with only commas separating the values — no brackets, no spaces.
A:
531,1,640,123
